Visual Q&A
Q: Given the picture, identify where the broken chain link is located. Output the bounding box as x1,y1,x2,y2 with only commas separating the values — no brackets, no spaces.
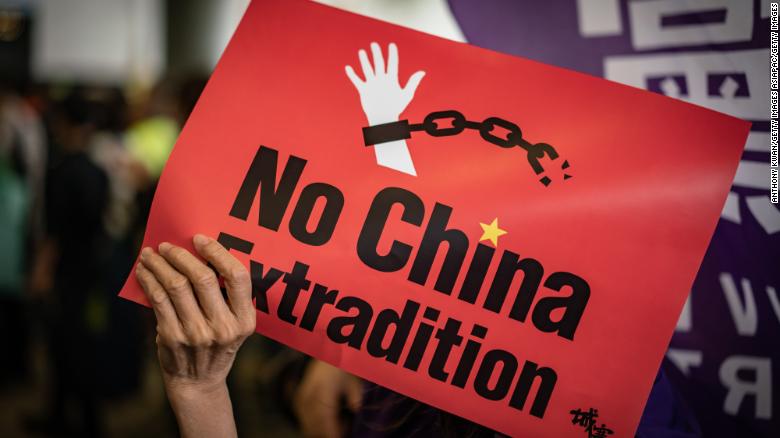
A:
362,110,572,186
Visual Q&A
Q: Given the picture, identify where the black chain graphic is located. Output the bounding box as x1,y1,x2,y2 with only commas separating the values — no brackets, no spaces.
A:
362,110,572,186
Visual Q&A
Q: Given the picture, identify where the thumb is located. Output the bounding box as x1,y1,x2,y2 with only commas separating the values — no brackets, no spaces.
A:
402,71,426,99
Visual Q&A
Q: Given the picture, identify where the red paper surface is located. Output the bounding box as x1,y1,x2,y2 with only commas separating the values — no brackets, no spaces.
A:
119,1,750,436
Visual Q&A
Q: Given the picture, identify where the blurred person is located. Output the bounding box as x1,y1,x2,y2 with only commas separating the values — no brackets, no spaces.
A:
27,88,110,437
123,76,207,199
124,79,187,271
133,237,700,438
295,359,699,438
125,80,180,190
86,86,148,400
88,87,134,239
0,80,46,390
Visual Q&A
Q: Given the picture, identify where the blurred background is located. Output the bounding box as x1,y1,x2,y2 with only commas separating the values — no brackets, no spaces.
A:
0,0,775,437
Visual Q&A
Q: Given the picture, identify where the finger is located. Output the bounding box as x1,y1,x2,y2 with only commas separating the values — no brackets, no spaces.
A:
387,42,398,78
344,65,364,89
135,262,181,334
140,247,208,331
158,242,231,321
370,42,385,75
313,399,340,438
192,234,253,322
296,387,340,438
345,376,363,412
403,70,426,98
358,49,373,79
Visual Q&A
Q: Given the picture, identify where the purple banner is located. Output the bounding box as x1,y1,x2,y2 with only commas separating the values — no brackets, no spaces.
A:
447,1,778,437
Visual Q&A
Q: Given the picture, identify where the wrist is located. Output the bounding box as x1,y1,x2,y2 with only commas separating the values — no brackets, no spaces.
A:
164,379,237,438
365,112,401,126
165,378,229,406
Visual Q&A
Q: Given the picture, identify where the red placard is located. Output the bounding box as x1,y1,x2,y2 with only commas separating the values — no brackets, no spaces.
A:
119,1,750,436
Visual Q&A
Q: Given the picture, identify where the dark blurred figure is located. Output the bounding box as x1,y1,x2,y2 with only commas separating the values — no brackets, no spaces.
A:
124,78,185,244
28,88,109,437
0,80,46,391
87,86,146,401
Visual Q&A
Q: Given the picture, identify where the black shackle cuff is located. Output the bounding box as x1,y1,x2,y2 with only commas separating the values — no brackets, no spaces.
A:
362,120,412,146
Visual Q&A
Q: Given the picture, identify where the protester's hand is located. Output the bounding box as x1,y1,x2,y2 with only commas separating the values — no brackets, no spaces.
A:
294,359,363,438
135,234,256,438
345,42,425,125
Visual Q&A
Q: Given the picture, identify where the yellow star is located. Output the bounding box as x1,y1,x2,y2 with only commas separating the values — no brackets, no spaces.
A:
479,218,507,247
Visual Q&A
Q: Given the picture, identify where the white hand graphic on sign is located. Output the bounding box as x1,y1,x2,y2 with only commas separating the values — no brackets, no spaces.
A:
346,42,425,176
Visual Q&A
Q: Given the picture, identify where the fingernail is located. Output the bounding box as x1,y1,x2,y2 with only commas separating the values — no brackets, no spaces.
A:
135,262,144,273
140,247,152,259
193,234,208,245
159,242,172,252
